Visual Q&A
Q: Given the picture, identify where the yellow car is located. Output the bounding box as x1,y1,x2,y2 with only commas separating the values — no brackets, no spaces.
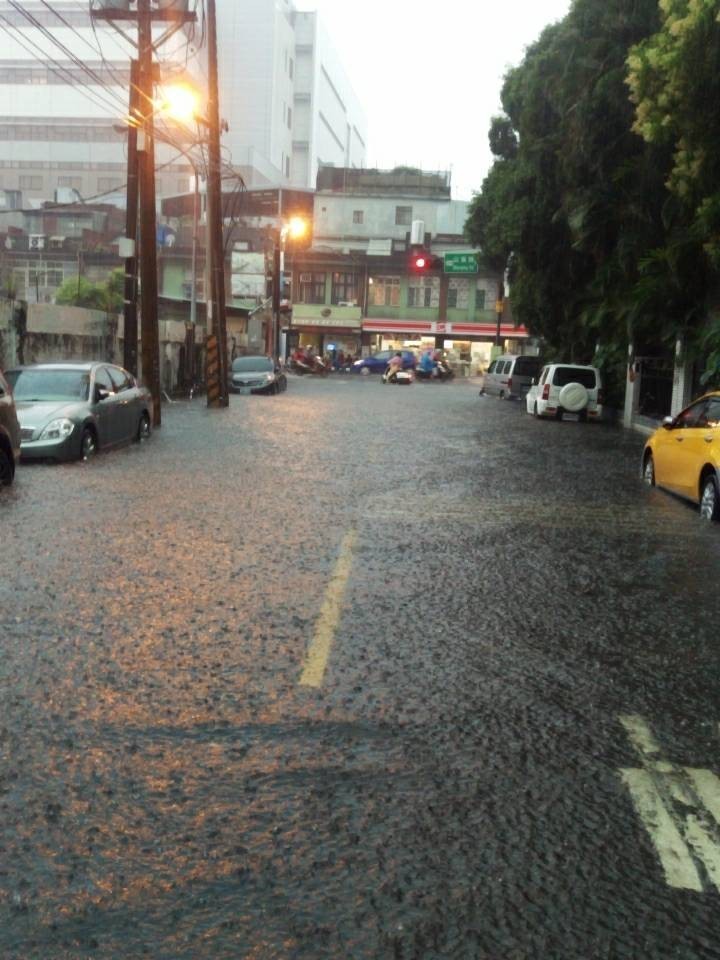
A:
642,392,720,521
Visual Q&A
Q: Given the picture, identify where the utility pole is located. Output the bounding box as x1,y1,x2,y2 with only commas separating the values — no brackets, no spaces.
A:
204,0,229,408
123,59,140,377
91,0,197,422
137,0,161,426
272,240,281,362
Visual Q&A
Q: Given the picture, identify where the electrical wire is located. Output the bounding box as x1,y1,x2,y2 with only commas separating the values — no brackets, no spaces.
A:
0,13,128,119
7,0,130,113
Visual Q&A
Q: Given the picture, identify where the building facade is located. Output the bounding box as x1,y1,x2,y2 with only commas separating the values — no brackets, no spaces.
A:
212,0,367,189
0,0,194,204
286,168,529,368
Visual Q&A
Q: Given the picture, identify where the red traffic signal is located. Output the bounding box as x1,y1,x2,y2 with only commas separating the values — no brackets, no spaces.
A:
410,251,437,272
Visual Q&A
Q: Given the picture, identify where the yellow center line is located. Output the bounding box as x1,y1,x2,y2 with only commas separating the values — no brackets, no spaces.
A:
299,528,357,689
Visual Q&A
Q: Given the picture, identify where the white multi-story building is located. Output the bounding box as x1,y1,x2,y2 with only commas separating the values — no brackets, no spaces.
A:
213,0,367,189
0,0,194,204
0,0,368,207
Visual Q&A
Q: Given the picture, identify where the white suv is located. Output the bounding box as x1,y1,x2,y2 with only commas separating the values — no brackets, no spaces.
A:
526,364,603,421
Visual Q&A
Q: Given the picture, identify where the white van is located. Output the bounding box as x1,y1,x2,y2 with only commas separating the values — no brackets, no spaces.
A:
482,354,543,400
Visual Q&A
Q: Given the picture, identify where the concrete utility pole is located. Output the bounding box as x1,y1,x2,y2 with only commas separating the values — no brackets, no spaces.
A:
204,0,229,408
90,0,197,424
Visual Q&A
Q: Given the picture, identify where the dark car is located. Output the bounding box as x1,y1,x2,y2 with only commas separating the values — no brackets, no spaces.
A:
0,369,21,485
5,362,153,462
229,356,287,395
352,350,417,376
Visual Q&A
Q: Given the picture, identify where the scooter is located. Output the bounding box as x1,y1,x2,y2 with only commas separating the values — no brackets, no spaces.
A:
382,365,413,385
415,361,454,381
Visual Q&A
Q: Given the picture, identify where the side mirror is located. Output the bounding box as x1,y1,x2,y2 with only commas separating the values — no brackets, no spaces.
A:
662,416,675,429
95,387,111,404
530,378,538,386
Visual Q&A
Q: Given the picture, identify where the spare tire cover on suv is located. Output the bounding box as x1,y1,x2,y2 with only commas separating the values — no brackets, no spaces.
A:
558,382,589,412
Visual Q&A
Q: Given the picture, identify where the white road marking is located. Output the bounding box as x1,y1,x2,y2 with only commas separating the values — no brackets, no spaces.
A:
619,716,720,893
620,768,703,891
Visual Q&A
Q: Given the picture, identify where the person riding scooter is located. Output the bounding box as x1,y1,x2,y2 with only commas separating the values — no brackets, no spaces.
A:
384,352,404,383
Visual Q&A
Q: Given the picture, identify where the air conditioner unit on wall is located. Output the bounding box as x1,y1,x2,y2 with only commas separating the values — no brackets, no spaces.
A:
29,234,46,250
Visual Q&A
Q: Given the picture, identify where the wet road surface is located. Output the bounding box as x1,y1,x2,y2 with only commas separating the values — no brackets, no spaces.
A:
1,375,720,959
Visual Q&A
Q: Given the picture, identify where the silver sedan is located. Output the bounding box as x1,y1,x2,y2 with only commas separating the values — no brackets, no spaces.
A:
5,362,153,462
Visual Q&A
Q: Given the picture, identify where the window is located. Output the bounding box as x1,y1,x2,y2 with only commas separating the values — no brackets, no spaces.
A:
407,276,439,308
289,57,294,79
447,278,470,309
395,205,412,226
551,366,597,389
706,398,720,427
512,357,542,377
19,175,43,189
108,366,133,392
371,276,400,307
353,210,364,225
285,156,290,178
93,367,114,393
287,106,292,129
676,399,710,428
57,176,82,189
475,286,487,310
331,272,359,304
298,272,326,304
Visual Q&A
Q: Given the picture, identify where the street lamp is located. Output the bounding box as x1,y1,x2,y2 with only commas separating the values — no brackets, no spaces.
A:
156,83,201,125
272,216,309,362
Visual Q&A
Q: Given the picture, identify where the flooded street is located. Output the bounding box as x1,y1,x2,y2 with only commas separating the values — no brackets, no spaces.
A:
2,376,720,959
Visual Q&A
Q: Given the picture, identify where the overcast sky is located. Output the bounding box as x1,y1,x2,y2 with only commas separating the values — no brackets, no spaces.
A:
296,0,573,201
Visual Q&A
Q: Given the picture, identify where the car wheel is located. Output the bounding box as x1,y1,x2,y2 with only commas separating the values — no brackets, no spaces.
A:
360,367,370,376
499,390,505,400
700,475,720,521
80,427,97,462
642,453,655,487
137,412,151,442
0,446,14,486
533,402,539,419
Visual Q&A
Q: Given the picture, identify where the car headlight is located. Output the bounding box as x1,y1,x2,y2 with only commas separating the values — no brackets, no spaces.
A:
265,373,275,382
39,418,75,441
353,359,363,366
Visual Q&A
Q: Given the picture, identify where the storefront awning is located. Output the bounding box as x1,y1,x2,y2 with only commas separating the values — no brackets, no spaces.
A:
363,319,529,338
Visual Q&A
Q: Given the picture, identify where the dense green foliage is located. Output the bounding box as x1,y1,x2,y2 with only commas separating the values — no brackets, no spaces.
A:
466,0,720,395
56,269,124,313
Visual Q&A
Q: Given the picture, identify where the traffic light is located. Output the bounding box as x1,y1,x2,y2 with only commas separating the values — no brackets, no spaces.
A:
410,251,438,272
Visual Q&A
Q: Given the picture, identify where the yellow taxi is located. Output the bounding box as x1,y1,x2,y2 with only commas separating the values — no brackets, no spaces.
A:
642,392,720,521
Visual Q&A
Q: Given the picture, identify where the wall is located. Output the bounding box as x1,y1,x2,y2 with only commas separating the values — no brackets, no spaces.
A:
0,299,191,392
314,195,470,243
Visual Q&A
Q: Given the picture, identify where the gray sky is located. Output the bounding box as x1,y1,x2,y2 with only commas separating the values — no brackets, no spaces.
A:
297,0,573,201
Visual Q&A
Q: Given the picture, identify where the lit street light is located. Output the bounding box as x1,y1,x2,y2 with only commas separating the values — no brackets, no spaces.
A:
273,216,309,362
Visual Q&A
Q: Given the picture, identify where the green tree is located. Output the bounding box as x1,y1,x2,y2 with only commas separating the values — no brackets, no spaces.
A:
466,0,672,399
56,268,124,313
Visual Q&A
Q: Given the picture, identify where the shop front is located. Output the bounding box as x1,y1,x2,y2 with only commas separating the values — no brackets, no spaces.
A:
363,319,532,375
285,305,363,360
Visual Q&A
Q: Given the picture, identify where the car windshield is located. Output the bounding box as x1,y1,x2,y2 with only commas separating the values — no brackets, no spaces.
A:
552,367,597,388
5,368,91,401
232,357,273,373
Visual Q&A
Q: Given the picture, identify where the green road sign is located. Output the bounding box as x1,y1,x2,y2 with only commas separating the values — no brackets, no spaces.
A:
444,252,479,274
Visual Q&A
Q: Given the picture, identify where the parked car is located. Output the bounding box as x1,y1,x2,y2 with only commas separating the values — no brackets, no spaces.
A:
5,362,152,462
352,350,417,376
228,356,287,394
526,363,603,421
0,369,21,486
642,392,720,521
483,354,542,400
